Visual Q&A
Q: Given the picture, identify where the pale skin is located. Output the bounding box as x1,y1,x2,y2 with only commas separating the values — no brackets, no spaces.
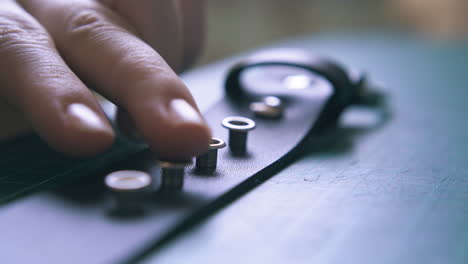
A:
0,0,212,160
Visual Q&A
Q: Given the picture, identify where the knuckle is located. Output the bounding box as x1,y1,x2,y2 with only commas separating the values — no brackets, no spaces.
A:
0,12,50,51
64,7,114,40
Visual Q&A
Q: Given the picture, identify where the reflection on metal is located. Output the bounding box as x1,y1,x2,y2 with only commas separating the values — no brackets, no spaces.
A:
250,96,284,118
105,170,152,213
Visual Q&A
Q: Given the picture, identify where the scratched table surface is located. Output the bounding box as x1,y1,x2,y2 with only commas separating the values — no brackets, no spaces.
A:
144,33,468,264
1,33,468,264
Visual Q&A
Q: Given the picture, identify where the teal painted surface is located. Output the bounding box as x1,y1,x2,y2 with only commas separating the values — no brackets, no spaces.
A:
145,34,468,264
0,33,466,264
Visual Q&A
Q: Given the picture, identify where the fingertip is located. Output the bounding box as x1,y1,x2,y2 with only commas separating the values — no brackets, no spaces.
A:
148,118,212,161
35,103,116,157
130,98,212,161
62,103,116,156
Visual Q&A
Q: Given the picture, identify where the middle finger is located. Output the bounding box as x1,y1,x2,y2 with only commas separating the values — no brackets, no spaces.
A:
101,0,183,71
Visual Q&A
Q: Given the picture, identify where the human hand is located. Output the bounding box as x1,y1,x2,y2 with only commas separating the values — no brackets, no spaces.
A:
0,0,211,160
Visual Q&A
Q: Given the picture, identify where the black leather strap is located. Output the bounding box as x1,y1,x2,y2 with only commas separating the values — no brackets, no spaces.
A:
225,50,354,108
0,49,359,264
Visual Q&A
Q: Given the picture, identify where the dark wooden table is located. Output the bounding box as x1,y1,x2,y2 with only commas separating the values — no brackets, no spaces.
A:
145,33,468,264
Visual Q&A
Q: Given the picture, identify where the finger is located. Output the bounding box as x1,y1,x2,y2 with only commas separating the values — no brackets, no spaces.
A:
0,0,114,156
176,0,205,69
101,0,183,71
19,0,212,161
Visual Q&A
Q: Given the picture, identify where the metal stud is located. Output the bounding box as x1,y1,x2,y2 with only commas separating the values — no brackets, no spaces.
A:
196,137,226,172
157,160,192,190
105,170,152,212
222,116,256,155
250,96,284,118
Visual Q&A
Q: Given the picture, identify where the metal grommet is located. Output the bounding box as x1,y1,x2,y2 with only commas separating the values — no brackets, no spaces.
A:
222,116,256,155
196,137,226,172
105,170,152,212
250,96,284,118
157,160,193,190
105,170,152,191
208,137,227,149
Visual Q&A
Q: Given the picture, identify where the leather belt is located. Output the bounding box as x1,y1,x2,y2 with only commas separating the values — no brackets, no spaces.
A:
0,49,370,264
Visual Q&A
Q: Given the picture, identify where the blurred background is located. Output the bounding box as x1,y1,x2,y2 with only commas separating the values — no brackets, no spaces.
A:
199,0,468,64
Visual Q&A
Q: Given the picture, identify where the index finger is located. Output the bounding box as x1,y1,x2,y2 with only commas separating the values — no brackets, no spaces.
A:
19,0,212,160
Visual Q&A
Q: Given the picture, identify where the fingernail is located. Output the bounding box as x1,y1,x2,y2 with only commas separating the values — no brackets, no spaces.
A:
67,103,109,132
168,99,204,124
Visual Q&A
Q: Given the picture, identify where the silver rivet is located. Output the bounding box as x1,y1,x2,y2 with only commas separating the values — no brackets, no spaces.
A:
222,116,256,155
250,96,284,118
196,137,226,172
105,170,152,211
157,160,192,190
